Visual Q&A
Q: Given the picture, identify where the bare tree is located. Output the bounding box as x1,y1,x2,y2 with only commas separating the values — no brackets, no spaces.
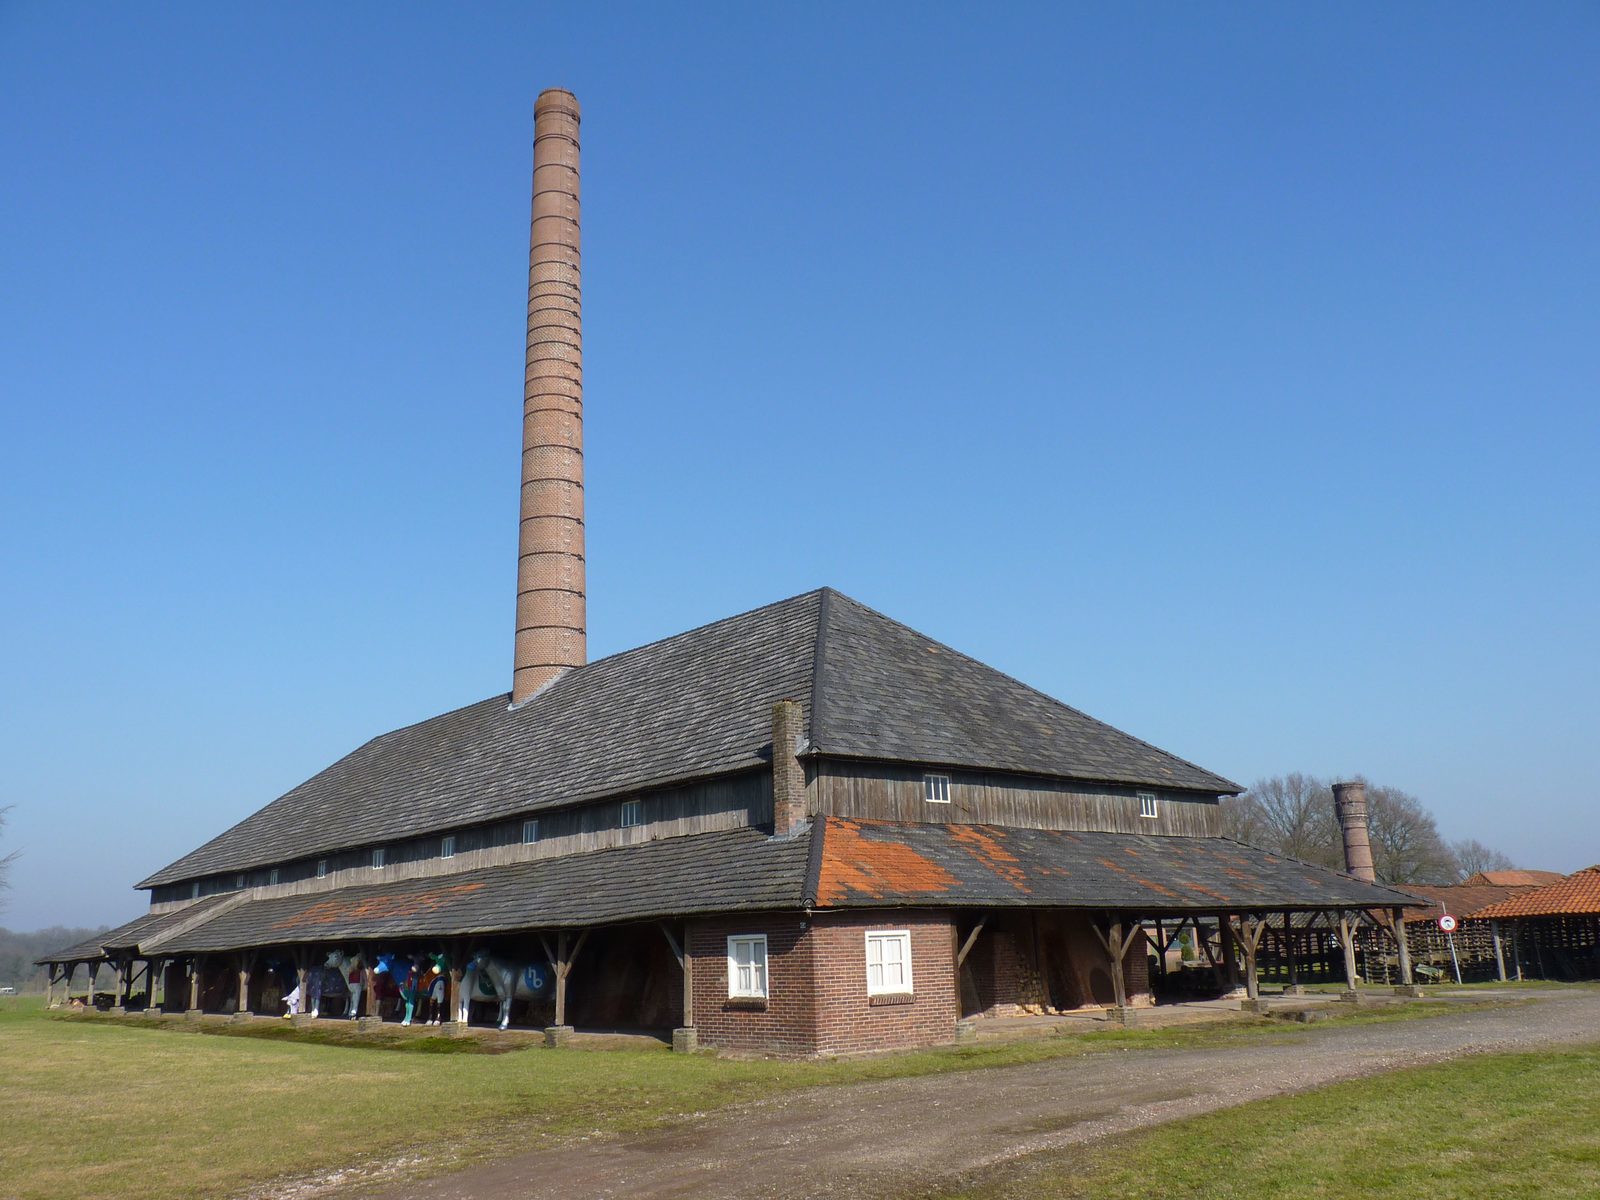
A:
1221,774,1341,867
1451,838,1516,880
1363,783,1459,884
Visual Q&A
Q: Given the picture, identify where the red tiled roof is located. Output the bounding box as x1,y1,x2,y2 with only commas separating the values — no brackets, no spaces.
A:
1469,867,1600,920
1397,883,1538,924
1463,870,1567,888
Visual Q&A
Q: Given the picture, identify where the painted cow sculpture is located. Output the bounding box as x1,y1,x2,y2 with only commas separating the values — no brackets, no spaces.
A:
457,951,551,1030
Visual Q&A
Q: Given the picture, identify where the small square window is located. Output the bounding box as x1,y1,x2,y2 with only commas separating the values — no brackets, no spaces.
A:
441,835,456,859
620,799,643,828
923,773,951,804
372,847,385,869
727,934,769,999
523,818,540,844
865,930,913,995
316,859,328,878
269,867,280,885
1138,792,1159,820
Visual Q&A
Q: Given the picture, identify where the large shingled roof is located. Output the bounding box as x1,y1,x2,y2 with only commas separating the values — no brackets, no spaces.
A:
1469,867,1600,920
68,819,1420,960
141,588,1239,889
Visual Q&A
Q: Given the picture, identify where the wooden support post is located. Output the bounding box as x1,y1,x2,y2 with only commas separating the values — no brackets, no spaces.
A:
1491,920,1509,983
659,922,694,1028
540,928,589,1034
362,951,379,1022
1283,911,1299,988
1392,908,1415,987
237,956,251,1015
1090,915,1143,1014
1153,919,1167,979
1225,915,1244,990
110,958,125,1009
188,958,202,1012
44,965,55,1008
1240,918,1267,1001
1338,915,1359,995
1033,912,1053,1011
295,955,309,1016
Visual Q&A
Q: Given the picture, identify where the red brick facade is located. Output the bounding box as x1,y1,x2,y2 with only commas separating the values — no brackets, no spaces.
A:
689,910,957,1056
689,907,1148,1056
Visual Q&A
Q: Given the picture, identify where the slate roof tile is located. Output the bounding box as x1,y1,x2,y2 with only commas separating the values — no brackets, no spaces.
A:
141,588,1239,890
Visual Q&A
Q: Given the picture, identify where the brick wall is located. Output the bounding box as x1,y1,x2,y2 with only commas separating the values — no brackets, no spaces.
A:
689,913,817,1056
808,910,957,1055
687,909,959,1056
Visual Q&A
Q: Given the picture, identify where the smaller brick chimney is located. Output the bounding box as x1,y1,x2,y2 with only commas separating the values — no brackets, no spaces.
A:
1332,780,1376,882
771,700,807,836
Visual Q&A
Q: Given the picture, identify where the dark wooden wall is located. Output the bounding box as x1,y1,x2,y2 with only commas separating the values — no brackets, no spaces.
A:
811,759,1222,837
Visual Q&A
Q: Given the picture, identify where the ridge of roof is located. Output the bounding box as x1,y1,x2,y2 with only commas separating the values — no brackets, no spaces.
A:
812,589,1241,794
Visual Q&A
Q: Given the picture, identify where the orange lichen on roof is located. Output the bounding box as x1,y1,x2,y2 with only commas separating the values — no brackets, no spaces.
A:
946,824,1030,891
275,882,487,931
1470,867,1600,920
817,818,959,906
1095,856,1182,900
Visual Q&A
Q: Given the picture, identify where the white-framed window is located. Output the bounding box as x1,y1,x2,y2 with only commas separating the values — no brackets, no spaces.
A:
372,847,385,869
269,867,280,885
316,859,328,878
923,773,951,804
441,835,456,859
727,934,769,999
522,818,540,844
620,799,643,828
865,929,913,995
1138,792,1159,820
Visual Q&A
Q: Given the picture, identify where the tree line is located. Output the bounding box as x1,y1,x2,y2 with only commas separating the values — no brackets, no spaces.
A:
1220,773,1516,885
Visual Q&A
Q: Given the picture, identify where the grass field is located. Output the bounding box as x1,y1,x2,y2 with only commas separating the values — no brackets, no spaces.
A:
0,992,1539,1198
935,1043,1600,1200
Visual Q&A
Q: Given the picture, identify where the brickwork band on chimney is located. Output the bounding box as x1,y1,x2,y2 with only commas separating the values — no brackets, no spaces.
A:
514,88,586,704
1332,780,1377,882
772,700,807,836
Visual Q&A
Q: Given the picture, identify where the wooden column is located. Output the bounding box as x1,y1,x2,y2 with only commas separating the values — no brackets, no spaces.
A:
188,958,202,1012
237,957,252,1015
538,929,590,1029
1090,916,1142,1012
1240,918,1267,1000
362,953,379,1021
1219,915,1240,990
44,965,55,1008
659,923,693,1027
1338,915,1359,991
1283,911,1299,987
112,958,127,1008
1491,920,1509,983
1392,909,1414,986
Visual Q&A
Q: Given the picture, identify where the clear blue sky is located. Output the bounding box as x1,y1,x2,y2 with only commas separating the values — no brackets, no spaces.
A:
2,4,1596,930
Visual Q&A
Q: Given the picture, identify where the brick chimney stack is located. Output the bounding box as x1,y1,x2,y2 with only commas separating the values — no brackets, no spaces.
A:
513,88,586,704
772,700,807,836
1332,780,1377,882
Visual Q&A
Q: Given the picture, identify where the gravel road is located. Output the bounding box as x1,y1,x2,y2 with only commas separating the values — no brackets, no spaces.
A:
364,988,1600,1200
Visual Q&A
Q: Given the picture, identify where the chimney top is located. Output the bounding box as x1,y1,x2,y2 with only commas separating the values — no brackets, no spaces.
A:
535,88,581,117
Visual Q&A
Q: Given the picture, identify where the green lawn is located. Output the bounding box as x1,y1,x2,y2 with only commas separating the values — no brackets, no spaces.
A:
935,1043,1600,1200
0,994,1521,1199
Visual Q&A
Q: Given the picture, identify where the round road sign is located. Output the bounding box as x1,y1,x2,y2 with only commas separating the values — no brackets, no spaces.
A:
1438,914,1459,933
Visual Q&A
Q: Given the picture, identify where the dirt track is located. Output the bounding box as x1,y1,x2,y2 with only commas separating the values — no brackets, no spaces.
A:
363,988,1600,1200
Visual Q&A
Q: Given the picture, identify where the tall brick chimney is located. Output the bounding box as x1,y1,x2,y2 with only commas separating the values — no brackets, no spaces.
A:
1332,780,1376,882
513,88,586,704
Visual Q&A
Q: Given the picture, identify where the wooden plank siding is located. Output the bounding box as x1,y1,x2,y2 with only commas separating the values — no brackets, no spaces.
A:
149,771,773,913
811,759,1222,837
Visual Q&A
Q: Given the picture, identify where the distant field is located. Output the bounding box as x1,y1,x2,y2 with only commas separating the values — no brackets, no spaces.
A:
0,992,1538,1199
936,1043,1600,1200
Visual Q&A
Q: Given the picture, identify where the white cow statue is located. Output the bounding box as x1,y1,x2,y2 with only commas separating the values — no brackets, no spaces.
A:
457,951,551,1030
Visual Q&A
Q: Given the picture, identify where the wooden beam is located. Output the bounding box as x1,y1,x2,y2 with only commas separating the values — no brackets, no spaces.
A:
1392,907,1414,986
1338,915,1359,990
1105,917,1129,1010
188,958,201,1012
659,922,693,1028
1491,919,1509,983
956,915,989,968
